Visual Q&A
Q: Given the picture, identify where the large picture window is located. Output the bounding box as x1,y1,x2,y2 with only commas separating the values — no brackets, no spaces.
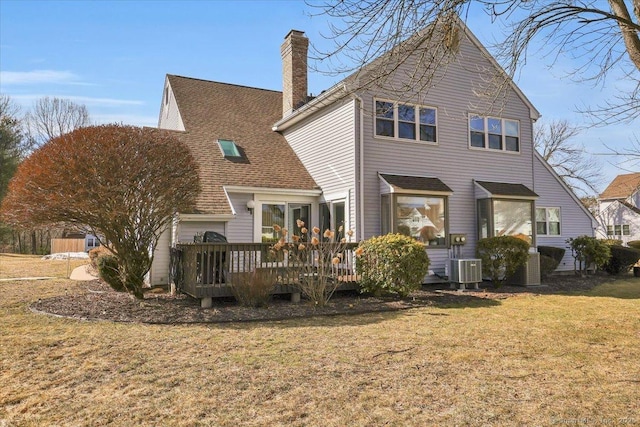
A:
376,100,437,143
381,194,447,246
478,198,533,244
536,207,561,236
469,115,520,153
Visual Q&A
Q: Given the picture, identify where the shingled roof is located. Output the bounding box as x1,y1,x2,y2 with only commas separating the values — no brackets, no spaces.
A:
165,75,318,215
599,173,640,200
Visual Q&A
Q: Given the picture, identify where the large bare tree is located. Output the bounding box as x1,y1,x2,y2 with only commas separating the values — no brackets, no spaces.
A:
25,96,91,146
534,119,603,196
308,0,640,123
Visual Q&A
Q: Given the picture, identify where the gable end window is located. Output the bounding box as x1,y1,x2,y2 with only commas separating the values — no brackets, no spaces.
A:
607,224,630,236
469,115,519,153
218,139,241,158
536,207,561,236
375,100,437,143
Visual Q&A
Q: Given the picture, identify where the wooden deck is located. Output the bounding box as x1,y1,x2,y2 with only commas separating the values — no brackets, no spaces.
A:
170,242,359,299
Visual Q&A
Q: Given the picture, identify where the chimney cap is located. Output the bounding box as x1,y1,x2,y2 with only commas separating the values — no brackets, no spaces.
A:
284,29,306,39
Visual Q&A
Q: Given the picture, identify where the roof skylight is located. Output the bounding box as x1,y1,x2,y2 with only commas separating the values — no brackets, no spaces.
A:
218,139,241,157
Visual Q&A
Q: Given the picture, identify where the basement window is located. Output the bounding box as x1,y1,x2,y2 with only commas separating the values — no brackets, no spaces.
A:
218,139,241,158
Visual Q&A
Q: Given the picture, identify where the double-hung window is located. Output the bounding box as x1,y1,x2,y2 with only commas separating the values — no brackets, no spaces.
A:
469,115,520,152
607,224,630,236
536,207,561,236
375,100,437,143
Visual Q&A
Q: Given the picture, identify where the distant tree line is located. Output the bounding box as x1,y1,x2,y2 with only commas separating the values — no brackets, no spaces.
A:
0,95,91,254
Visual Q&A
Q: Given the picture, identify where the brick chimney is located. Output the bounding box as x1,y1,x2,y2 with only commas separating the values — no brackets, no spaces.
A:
281,29,309,116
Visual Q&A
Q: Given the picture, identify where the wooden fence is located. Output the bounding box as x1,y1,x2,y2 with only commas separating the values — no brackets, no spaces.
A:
170,242,359,299
51,238,85,254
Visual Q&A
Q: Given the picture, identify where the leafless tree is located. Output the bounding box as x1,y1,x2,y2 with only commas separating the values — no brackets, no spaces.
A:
605,133,640,171
25,96,91,146
308,1,640,123
534,119,603,196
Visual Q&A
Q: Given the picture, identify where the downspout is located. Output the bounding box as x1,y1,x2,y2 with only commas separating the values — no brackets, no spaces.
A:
531,116,538,247
352,93,365,242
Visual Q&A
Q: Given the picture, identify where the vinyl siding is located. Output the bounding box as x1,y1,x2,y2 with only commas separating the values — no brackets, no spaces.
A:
149,227,171,286
283,99,357,233
533,154,595,271
599,201,640,245
158,79,185,131
176,221,225,243
357,33,536,270
226,193,254,242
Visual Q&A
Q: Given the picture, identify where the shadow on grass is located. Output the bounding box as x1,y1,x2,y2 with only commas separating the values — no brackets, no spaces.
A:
206,289,503,330
36,274,640,327
473,273,640,300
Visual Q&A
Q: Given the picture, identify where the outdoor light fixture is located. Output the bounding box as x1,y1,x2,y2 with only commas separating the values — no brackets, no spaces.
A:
246,199,255,214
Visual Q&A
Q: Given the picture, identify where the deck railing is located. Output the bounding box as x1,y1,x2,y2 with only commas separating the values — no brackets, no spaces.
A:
170,242,359,298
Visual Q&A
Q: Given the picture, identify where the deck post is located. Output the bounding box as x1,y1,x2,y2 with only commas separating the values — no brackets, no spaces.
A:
201,297,213,308
290,292,301,303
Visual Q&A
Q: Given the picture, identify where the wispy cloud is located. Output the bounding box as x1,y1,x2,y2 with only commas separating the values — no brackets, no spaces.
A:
9,94,144,107
0,70,91,85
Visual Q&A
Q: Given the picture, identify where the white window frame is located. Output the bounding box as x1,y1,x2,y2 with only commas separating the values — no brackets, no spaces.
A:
608,223,631,236
382,193,449,247
469,114,520,153
536,207,561,236
218,139,241,158
374,99,438,144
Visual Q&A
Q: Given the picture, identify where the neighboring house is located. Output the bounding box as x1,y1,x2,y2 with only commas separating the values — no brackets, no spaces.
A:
150,23,595,285
596,172,640,245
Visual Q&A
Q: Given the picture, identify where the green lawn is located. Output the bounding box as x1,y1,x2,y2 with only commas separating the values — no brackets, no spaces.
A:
0,256,639,426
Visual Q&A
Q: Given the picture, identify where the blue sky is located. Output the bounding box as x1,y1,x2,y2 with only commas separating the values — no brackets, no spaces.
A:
1,0,637,193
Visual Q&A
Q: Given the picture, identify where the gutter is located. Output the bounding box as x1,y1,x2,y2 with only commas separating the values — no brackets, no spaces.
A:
273,83,348,132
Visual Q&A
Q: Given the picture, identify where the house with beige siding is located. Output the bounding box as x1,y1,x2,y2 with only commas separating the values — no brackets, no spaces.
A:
150,23,595,285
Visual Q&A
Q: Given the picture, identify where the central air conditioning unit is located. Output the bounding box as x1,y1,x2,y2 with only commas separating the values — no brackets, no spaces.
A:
449,258,482,289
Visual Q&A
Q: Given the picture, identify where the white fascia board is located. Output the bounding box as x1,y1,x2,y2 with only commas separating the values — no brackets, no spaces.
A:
223,186,236,216
177,213,236,222
272,84,347,132
224,185,322,196
534,151,596,222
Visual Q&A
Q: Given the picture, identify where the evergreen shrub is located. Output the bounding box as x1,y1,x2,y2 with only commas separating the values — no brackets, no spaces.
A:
356,233,430,297
603,245,640,275
476,236,530,287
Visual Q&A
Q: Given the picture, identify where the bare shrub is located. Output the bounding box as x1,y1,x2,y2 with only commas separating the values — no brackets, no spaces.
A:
228,268,277,308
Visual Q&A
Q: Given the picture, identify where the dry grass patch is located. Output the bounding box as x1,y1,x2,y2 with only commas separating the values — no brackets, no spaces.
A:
0,258,639,426
0,253,88,279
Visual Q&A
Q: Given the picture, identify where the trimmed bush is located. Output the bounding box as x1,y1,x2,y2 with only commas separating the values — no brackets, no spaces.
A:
538,246,566,265
601,238,624,246
476,236,530,287
96,254,126,292
603,245,640,275
566,236,611,275
539,254,560,279
628,240,640,250
356,233,430,297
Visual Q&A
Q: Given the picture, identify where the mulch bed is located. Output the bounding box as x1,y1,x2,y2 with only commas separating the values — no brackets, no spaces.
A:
30,274,613,324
